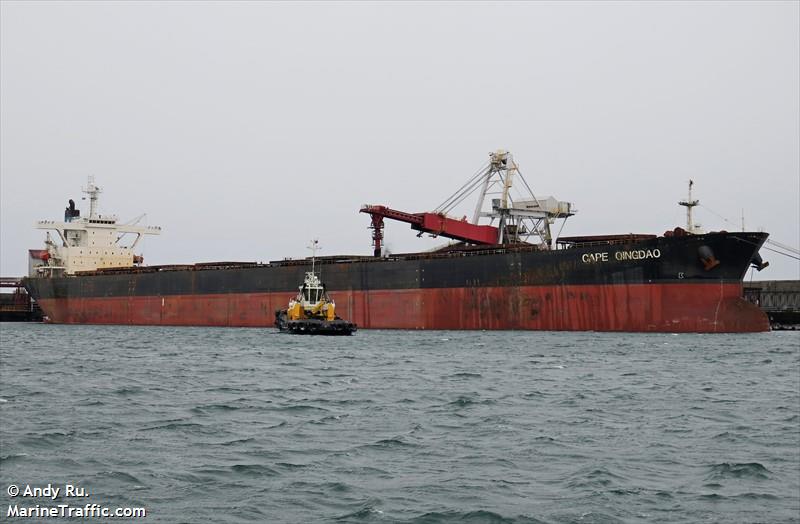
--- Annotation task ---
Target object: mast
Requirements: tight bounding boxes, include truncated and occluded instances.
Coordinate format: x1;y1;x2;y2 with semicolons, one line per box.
678;180;700;233
83;176;102;219
308;239;320;275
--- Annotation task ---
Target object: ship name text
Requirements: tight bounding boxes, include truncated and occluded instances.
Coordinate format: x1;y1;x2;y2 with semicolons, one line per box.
581;249;661;264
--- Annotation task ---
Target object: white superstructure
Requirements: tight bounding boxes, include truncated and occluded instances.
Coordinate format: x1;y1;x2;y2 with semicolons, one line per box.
30;177;161;276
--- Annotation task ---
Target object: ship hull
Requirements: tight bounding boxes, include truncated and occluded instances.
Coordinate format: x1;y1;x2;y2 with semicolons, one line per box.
32;282;766;332
24;232;771;333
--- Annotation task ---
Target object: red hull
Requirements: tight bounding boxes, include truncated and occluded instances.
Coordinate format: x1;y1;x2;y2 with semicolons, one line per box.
36;283;769;332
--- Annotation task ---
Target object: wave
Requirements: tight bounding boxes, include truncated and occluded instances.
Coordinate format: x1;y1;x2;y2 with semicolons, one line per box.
140;421;205;432
334;504;384;521
112;386;144;396
0;453;28;464
566;466;626;489
309;414;348;424
706;462;771;480
77;398;105;406
288;480;351;493
734;492;780;500
275;461;307;470
522;390;548;399
215;437;255;446
195;463;280;478
20;430;75;447
447;396;496;408
406;510;548;524
445;372;483;379
711;431;750;442
275;404;330;413
94;470;143;485
363;437;417;450
190;403;241;414
230;463;279;476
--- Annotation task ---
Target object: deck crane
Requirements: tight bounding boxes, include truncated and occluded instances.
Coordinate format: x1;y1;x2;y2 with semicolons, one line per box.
360;150;577;257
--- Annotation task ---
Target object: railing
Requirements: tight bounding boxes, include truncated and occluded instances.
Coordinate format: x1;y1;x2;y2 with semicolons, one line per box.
556;238;657;249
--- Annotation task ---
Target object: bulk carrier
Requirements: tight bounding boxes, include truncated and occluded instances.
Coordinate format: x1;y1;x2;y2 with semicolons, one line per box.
23;151;771;332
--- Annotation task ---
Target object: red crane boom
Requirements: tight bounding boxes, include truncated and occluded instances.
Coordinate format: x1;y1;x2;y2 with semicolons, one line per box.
360;205;498;257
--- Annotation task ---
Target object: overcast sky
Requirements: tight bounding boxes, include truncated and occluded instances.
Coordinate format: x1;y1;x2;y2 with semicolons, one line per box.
2;1;798;280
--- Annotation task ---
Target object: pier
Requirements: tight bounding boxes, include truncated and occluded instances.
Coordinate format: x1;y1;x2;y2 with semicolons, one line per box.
0;278;42;322
743;280;800;330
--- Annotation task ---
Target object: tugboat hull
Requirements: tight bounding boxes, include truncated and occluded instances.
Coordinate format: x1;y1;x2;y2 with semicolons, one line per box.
275;310;357;335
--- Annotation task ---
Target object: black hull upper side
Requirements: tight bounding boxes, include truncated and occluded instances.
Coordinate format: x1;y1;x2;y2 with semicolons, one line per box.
24;232;768;300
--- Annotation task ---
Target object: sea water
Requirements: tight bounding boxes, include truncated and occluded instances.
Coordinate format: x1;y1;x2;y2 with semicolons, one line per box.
1;324;798;523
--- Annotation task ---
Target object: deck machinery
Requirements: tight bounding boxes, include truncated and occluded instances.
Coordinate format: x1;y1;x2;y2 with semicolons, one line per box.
360;150;576;256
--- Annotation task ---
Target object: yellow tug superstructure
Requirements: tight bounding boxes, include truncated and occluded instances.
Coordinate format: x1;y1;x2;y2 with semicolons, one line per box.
287;271;337;322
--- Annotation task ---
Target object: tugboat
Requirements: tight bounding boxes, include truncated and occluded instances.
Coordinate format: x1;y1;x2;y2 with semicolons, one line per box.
274;241;357;335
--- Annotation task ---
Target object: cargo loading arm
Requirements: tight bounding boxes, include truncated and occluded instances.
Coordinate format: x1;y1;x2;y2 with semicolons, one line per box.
361;151;576;256
360;205;499;257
